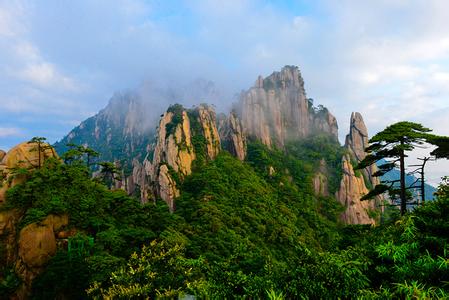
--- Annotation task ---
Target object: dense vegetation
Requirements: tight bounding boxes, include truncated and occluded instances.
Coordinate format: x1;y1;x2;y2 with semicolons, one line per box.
2;134;449;299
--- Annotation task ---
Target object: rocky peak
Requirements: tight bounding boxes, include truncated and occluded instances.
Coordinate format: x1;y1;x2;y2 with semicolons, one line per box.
0;142;58;203
336;112;381;224
196;104;221;160
336;154;376;225
54;92;153;171
218;111;247;161
148;104;221;211
262;65;305;90
238;65;338;148
345;112;369;162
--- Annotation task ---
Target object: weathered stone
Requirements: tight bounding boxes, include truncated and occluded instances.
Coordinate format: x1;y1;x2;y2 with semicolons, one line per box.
157;164;180;212
0;210;21;265
0;150;5;162
18;224;57;269
336;155;376;225
0;142;58;203
197;105;221;160
238;66;338;148
336;112;382;224
313;160;329;197
14;214;69;298
345;112;380;188
149;105;222;210
218;111;246;161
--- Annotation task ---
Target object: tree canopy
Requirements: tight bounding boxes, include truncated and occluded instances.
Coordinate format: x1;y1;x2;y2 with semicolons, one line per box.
357;121;446;215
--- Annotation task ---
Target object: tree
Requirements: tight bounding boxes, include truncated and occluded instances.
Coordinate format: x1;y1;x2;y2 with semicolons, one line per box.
86;240;203;299
81;147;99;168
409;156;433;206
98;162;121;189
62;143;99;168
429;136;449;159
357;122;433;215
28;137;52;169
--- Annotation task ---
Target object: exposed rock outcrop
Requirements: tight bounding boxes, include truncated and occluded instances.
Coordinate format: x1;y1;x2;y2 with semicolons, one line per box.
336;112;380;224
149;104;221;211
218;111;247;161
313;159;329;197
0;142;57;203
336;155;375;225
196;105;221;160
0;209;21;266
0;142;65;297
238;66;338;148
345;112;380;188
0;150;5;161
14;214;69;299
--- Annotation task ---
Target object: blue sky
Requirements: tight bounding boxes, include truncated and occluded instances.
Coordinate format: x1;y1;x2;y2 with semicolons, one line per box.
1;0;449;184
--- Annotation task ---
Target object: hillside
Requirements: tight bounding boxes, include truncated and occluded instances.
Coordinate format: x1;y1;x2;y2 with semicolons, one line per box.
1;65;448;299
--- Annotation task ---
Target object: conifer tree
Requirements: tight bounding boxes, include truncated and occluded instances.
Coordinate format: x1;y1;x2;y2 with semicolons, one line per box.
357;122;433;215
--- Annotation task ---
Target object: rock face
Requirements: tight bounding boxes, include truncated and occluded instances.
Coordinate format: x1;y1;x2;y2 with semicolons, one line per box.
336;155;375;224
14;214;69;299
218;111;247;161
238;66;338;148
149;104;221;211
0;210;21;266
312;159;329;197
336;112;380;224
0;142;58;203
345;112;380;188
0;143;65;297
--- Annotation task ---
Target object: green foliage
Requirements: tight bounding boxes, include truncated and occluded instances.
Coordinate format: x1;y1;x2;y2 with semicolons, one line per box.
5;130;449;299
357;121;442;215
0;267;21;298
87;240;203;299
285;135;344;194
54;111;152;173
32;251;90;300
4;157;176;298
165;103;185;138
188;109;208;169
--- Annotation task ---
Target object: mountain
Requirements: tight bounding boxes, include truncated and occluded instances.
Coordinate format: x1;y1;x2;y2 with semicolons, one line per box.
54;65;381;225
54;91;154;168
380;160;437;201
238;65;338;147
4;65;448;298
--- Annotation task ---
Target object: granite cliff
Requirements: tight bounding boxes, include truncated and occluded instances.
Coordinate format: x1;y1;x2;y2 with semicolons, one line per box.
238;66;338;148
0;142;69;299
148;104;221;211
336;112;381;224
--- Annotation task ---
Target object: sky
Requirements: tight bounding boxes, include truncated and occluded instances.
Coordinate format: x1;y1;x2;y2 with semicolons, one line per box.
0;0;448;185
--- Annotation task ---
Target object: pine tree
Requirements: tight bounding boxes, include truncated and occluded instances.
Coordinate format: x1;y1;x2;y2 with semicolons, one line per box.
357;122;433;215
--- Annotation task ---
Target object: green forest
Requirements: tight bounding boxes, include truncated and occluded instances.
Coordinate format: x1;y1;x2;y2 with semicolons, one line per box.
1;124;449;299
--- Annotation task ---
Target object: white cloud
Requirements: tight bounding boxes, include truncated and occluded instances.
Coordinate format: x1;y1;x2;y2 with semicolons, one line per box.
0;1;27;37
16;62;79;91
0;127;23;138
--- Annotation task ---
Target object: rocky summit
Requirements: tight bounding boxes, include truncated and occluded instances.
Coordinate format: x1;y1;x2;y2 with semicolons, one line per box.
238;65;338;148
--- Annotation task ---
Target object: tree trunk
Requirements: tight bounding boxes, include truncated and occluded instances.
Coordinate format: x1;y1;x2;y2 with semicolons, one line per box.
420;168;425;206
399;147;406;215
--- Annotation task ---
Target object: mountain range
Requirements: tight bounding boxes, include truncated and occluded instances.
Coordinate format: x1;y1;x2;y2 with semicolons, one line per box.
54;65;394;224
